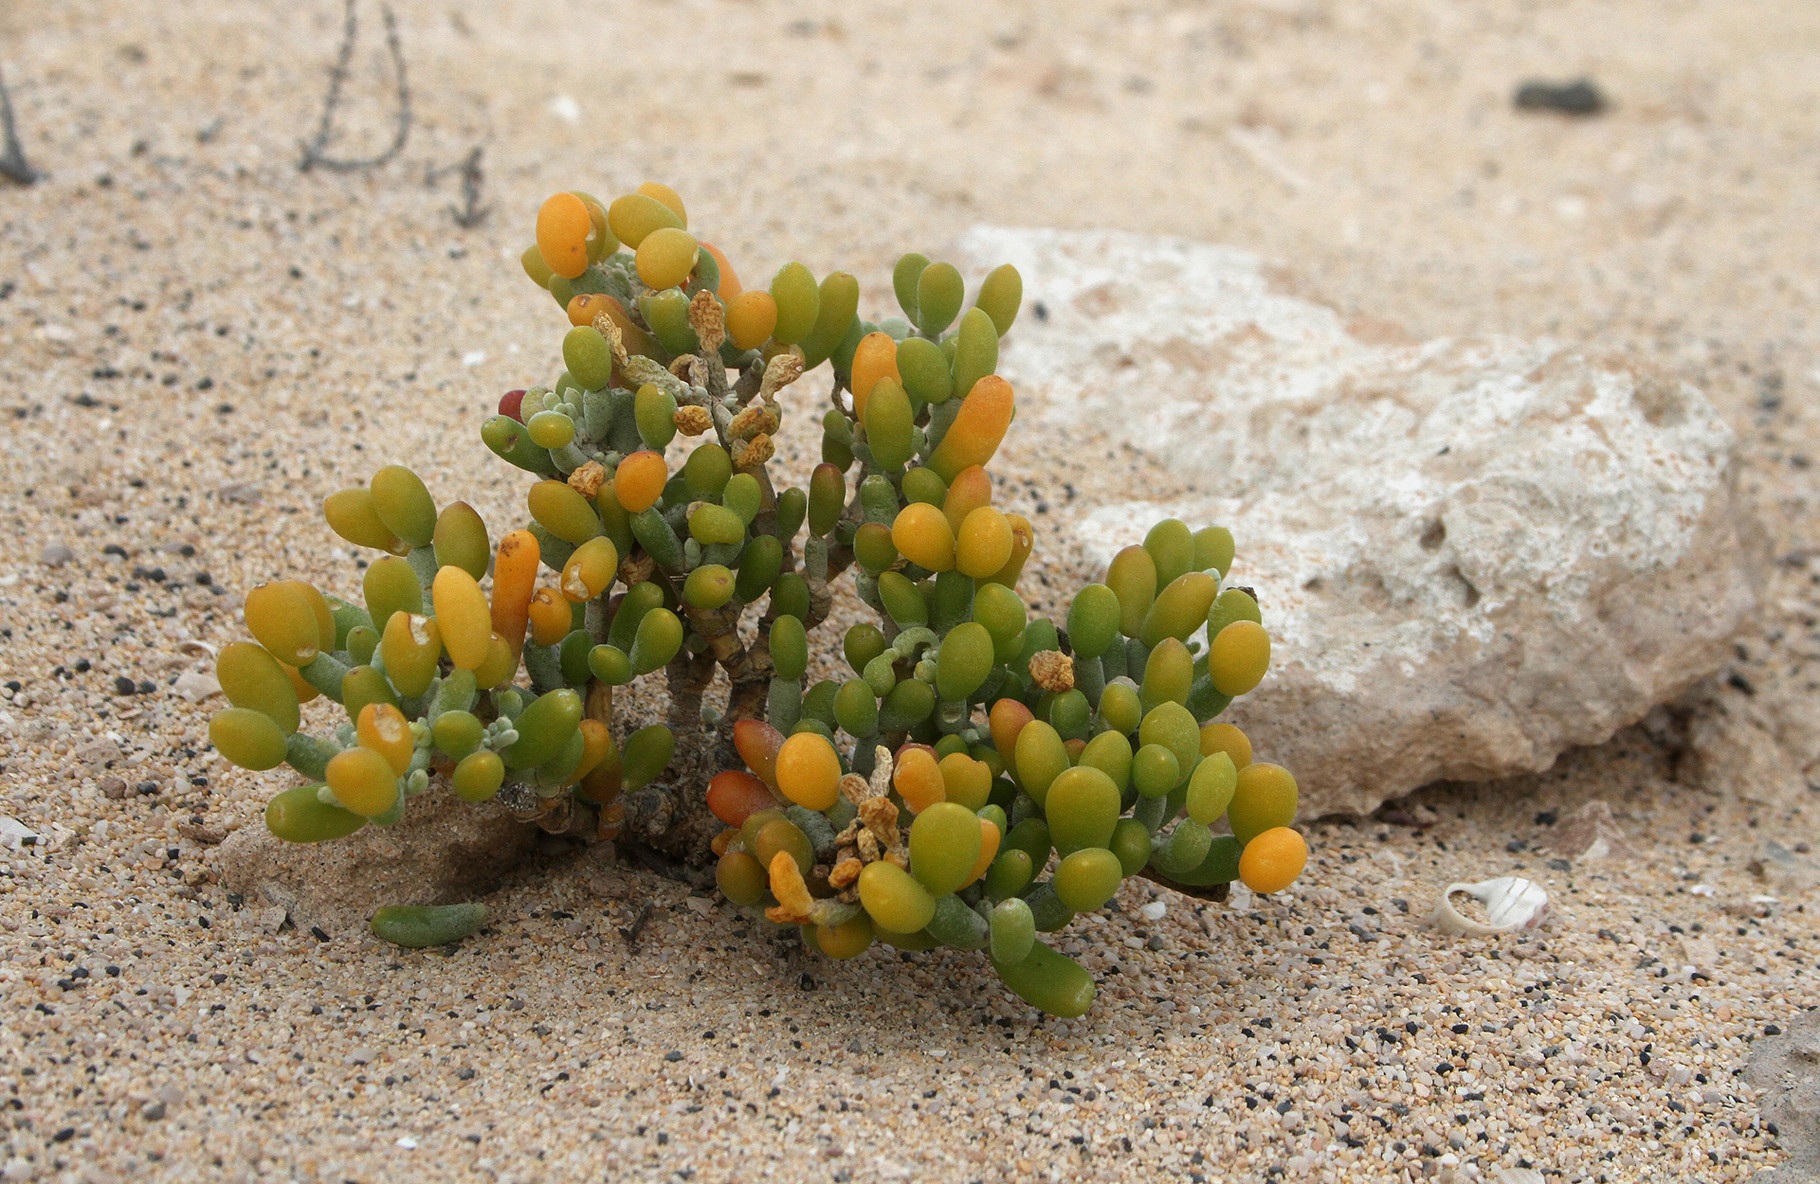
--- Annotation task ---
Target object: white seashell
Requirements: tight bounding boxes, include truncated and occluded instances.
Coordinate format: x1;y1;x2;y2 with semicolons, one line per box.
1430;876;1550;937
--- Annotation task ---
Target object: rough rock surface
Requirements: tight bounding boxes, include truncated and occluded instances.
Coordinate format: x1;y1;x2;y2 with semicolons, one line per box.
1683;680;1813;805
961;227;1760;816
215;789;538;938
1746;1010;1820;1184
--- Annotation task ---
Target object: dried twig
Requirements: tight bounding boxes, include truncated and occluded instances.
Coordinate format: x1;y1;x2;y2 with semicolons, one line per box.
0;65;40;185
427;145;490;228
618;902;655;949
299;0;412;173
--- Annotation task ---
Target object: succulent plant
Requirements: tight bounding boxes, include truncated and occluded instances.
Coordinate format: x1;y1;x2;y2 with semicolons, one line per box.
210;184;1309;1015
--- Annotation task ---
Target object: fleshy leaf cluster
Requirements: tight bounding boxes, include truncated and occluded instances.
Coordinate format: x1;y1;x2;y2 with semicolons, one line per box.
208;184;1309;1015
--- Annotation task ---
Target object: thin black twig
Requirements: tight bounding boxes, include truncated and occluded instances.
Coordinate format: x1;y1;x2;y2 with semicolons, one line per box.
299;0;412;173
427;145;490;228
618;902;655;950
0;65;41;185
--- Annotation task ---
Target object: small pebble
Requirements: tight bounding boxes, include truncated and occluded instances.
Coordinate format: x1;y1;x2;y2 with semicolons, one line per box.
1513;78;1607;116
173;672;221;702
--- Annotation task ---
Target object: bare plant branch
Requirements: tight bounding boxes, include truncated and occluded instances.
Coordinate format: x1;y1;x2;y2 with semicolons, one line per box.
299;0;412;173
0;65;41;185
427;145;490;227
449;146;489;227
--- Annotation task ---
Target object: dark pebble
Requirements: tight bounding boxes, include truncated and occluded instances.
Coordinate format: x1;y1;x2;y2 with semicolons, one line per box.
136;680;155;695
1767;1024;1782;1035
75;659;90;672
112;676;137;695
1513;78;1607;116
663;1051;683;1062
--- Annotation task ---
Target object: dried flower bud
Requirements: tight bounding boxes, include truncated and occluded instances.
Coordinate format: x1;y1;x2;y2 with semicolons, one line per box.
591;314;630;370
566;460;607;499
618;552;657;588
688;288;726;354
734;433;774;469
760;351;804;400
672;405;713;437
868;746;894;799
1029;650;1075;693
728;404;780;441
859;795;901;849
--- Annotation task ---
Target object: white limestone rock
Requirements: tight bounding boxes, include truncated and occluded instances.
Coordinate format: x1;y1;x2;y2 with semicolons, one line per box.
960;227;1759;816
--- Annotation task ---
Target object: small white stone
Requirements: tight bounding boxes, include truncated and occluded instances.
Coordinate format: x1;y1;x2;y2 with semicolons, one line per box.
1139;901;1167;921
172;672;221;703
0;817;38;851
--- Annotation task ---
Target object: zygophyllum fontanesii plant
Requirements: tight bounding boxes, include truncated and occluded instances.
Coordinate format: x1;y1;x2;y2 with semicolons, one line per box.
208;183;1309;1017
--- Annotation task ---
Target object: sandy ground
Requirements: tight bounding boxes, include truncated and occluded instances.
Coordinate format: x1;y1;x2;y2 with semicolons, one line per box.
2;1;1818;1180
